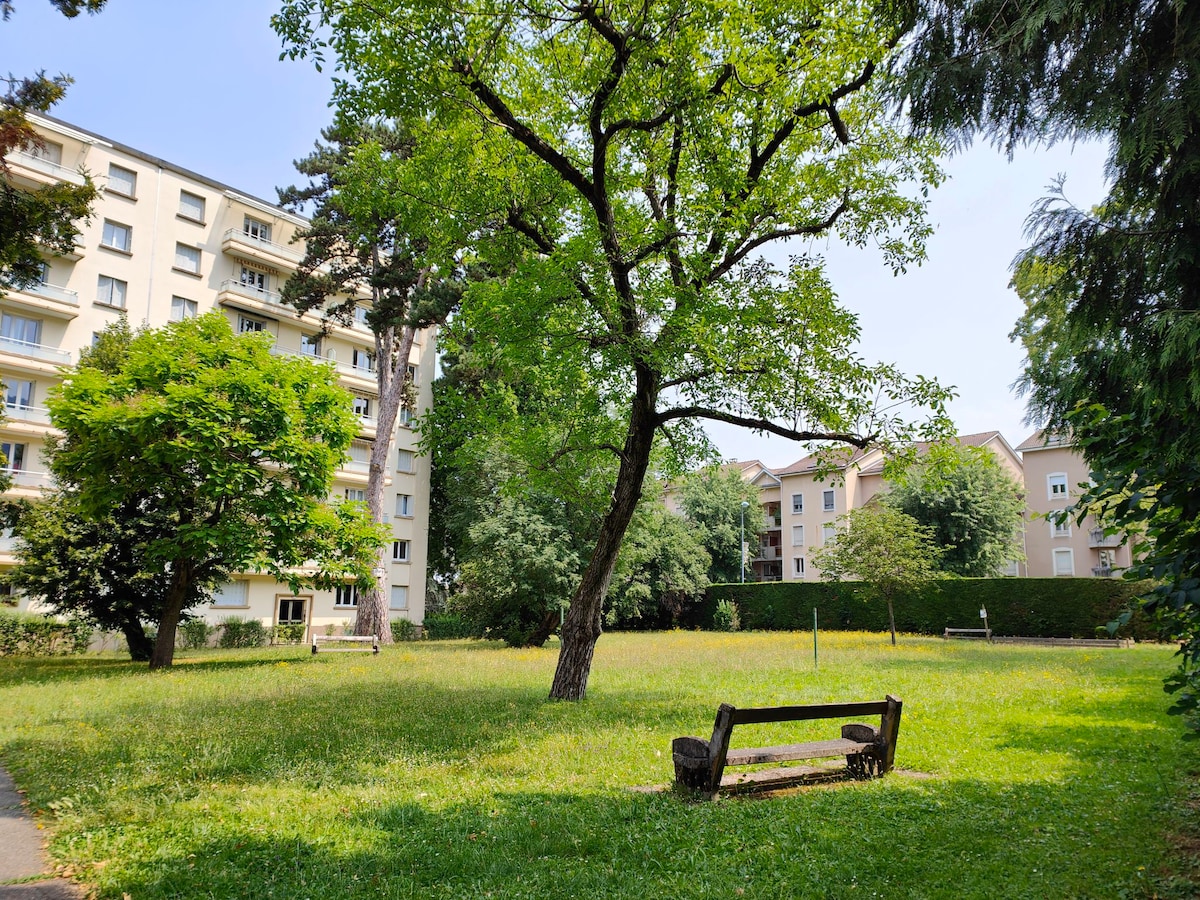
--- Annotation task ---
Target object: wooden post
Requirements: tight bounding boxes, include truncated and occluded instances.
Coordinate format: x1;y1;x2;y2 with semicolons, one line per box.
705;704;737;794
879;694;903;773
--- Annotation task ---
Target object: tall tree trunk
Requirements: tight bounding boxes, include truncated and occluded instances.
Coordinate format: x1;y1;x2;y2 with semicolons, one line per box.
354;315;418;643
149;562;192;670
887;595;897;646
121;616;154;662
550;369;658;700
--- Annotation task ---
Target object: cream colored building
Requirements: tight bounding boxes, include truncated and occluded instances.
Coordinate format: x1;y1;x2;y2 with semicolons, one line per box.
1;114;434;636
1016;430;1132;578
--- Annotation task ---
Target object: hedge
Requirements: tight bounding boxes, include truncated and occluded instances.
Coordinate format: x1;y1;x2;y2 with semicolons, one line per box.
0;612;92;656
689;578;1160;640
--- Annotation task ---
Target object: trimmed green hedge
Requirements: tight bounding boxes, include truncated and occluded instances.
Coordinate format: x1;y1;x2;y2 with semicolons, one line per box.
0;612;92;656
689;578;1159;640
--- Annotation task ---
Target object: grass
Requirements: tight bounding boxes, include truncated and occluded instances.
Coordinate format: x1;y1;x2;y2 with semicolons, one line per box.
1;631;1198;899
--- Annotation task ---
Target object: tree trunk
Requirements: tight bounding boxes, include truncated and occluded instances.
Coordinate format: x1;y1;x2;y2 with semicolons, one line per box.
121;616;154;662
549;367;658;700
355;319;418;643
887;595;897;646
149;563;192;669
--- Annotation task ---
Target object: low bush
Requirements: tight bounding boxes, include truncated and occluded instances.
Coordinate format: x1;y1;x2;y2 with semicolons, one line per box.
422;612;475;640
271;623;306;645
712;599;740;632
695;577;1159;639
390;618;418;642
0;611;91;656
178;619;213;650
218;617;268;649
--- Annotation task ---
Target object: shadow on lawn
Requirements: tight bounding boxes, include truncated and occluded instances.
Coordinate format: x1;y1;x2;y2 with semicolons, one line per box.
0;654;301;688
88;773;1195;900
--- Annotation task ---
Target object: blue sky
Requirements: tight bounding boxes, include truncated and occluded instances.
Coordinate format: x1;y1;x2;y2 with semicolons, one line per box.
1;0;1111;467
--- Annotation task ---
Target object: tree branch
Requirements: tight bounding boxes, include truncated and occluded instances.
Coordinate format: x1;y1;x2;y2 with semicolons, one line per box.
656;405;874;448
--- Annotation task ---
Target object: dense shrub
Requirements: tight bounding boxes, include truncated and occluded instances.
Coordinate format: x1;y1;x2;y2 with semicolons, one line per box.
0;612;91;656
178;619;213;650
712;599;740;632
390;618;418;642
694;578;1159;640
217;617;268;649
422;612;475;640
271;623;306;645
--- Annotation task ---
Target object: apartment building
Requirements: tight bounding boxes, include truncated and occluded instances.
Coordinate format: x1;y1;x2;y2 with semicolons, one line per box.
1;114;434;635
1016;430;1133;578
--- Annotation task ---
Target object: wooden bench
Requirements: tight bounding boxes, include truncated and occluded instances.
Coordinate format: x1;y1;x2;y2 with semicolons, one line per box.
672;696;902;797
944;627;992;641
311;634;379;654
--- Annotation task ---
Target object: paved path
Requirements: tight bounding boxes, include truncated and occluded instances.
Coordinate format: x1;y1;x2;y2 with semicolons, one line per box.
0;768;80;899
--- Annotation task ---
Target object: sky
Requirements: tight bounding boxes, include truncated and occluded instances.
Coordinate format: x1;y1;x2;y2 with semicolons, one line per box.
1;0;1112;468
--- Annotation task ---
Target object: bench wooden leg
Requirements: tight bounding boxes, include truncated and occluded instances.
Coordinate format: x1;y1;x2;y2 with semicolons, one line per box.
672;736;712;792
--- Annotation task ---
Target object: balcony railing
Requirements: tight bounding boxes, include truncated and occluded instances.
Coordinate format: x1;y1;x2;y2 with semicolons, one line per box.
3;403;52;426
755;545;782;561
219;278;285;309
0;335;73;365
221;228;304;266
1088;528;1122;548
7;150;88;186
269;344;378;383
1092;566;1115;578
22;281;80;307
3;468;52;489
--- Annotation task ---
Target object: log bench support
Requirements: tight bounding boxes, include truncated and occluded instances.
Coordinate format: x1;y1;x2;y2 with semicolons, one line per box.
672;696;902;797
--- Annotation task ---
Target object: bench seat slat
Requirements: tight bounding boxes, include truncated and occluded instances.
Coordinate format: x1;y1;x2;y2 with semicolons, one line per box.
728;702;886;725
724;738;873;766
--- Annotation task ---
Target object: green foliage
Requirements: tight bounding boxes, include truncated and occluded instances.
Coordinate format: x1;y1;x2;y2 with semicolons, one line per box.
450;497;580;647
177;619;212;651
389;618;417;643
0;610;90;656
885;444;1025;576
606;503;709;629
217;618;267;650
420;613;474;640
677;466;762;584
702;578;1157;640
44;313;385;668
271;624;306;645
712;599;740;633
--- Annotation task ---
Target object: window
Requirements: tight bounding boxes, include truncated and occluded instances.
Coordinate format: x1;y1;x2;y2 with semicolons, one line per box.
791;493;804;515
238;315;265;334
344;488;366;502
240;265;267;292
334;585;360;608
822;523;837;545
406;364;418;385
399;406;414;427
107;164;136;197
1053;548;1075;577
178;190;205;222
212;580;249;607
278;597;306;624
395;494;413;517
1048;473;1069;500
96;275;127;309
822;489;835;512
396;449;414;473
1;442;26;471
243;216;272;243
793;557;805;577
5;380;34;410
174;243;201;275
300;334;321;357
999;560;1020;577
389;585;408;610
392;540;410;563
352;348;374;372
1051;515;1071;538
352;396;371;418
1;312;42;345
348;441;371;464
26;139;62;164
101;220;131;253
170;296;197;321
791;524;805;547
353;305;369;328
37;261;50;284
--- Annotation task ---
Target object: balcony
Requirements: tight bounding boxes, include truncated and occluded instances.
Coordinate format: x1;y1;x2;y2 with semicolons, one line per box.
221;228;304;271
269;344;378;391
755;545;782;561
218;278;289;314
3;468;52;491
1092;566;1115;578
1088;528;1122;548
3;403;53;427
0;335;73;367
4;150;88;188
763;514;782;529
8;281;80;321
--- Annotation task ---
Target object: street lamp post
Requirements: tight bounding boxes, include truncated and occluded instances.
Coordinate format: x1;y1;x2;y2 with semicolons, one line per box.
740;500;750;583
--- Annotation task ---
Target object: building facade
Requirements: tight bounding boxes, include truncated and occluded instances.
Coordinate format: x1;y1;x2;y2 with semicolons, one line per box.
1;114;434;636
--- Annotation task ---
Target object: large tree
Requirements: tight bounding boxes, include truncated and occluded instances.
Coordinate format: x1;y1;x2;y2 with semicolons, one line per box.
277;0;952;700
677;466;764;584
885;444;1024;577
45;313;384;669
812;504;943;645
896;1;1200;726
278;121;463;643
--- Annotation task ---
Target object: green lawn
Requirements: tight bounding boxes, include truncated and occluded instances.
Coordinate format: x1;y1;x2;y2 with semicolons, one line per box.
1;631;1197;899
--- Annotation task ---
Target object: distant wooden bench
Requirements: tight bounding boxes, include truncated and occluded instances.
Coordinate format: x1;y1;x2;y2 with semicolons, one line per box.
311;634;379;654
944;627;992;641
672;696;903;797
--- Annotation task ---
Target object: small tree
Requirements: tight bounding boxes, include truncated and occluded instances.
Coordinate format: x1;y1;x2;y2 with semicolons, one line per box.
678;467;763;585
885;445;1025;576
45;314;385;669
812;505;943;645
607;503;710;628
